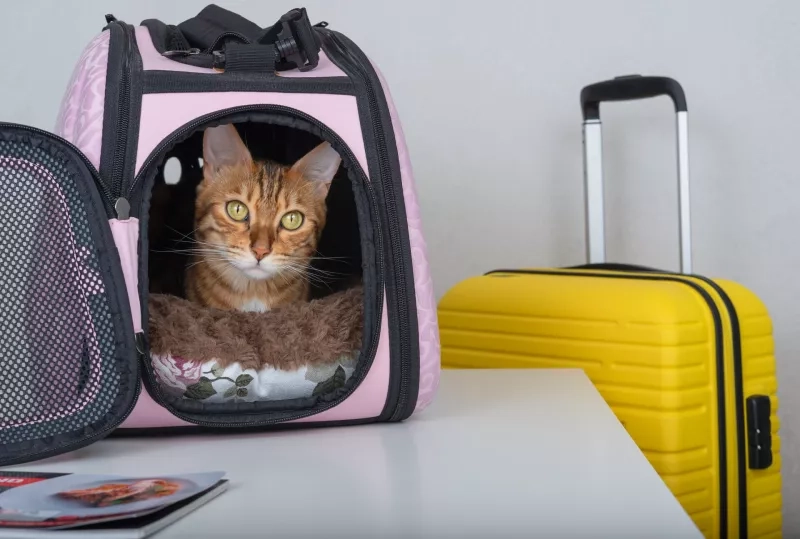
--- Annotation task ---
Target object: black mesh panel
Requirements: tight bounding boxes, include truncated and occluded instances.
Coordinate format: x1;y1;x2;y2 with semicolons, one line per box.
0;130;133;457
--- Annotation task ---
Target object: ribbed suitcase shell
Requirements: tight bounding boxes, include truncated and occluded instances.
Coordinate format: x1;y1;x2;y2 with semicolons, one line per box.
438;267;781;538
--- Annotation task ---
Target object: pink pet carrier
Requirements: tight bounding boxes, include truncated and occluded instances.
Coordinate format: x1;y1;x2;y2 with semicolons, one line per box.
0;5;440;465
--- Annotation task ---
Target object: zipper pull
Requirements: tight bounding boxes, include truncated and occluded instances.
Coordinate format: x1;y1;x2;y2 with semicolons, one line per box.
135;332;145;356
162;48;201;58
115;197;131;220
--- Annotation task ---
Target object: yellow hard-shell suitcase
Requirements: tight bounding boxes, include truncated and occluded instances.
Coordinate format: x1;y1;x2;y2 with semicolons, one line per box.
438;76;781;538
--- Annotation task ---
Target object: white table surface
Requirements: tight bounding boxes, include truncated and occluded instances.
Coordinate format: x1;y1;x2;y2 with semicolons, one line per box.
3;369;702;538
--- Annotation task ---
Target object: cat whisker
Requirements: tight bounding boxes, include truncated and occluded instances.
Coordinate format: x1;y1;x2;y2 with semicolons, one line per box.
279;266;332;291
277;262;336;289
155;243;236;254
185;258;230;270
151;247;223;254
166;234;235;253
206;261;240;290
152;250;233;261
165;225;199;243
308;253;353;263
307;266;347;276
279;252;352;267
301;265;349;279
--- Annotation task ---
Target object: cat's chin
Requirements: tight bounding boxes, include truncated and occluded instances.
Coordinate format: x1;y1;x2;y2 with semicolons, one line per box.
239;266;281;281
225;258;281;281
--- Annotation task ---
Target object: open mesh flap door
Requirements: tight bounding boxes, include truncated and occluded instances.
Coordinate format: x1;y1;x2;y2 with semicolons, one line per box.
0;124;139;466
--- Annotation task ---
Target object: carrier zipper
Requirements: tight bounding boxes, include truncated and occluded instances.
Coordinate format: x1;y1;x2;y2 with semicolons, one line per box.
130;105;385;428
108;21;133;218
322;30;415;421
0;122;142;466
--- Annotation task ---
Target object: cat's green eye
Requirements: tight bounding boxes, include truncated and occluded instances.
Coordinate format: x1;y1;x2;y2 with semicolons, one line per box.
280;210;304;230
226;200;249;222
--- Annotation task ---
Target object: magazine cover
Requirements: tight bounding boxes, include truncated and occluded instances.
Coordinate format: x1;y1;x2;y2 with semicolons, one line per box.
0;471;226;531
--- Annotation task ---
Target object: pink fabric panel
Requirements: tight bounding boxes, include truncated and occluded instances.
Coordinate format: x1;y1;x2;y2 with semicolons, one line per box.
108;216;188;428
370;61;441;413
135;26;346;77
136;93;366;176
107;216;190;429
54;30;110;170
120;384;192;428
109;218;142;333
289;300;391;423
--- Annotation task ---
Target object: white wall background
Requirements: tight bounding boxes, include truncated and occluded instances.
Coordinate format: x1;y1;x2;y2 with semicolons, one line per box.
1;0;797;532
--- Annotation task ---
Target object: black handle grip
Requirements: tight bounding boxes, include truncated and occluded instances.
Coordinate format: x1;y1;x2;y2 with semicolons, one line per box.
580;74;687;121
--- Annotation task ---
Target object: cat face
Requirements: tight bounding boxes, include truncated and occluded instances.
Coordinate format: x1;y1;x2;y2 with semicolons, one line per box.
194;124;341;283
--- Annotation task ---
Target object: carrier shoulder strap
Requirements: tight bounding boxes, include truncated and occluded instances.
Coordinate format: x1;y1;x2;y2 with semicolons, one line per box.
177;4;262;50
176;4;321;73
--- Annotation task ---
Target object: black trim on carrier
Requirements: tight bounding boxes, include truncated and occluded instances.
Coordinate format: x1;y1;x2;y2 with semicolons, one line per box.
98;22;125;213
0;124;140;466
320;29;420;422
99;19;144;218
130;106;384;428
109;415;382;438
486;265;748;539
141;71;354;95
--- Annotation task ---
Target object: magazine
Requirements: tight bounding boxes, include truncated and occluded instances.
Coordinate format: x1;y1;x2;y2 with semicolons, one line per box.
0;471;227;538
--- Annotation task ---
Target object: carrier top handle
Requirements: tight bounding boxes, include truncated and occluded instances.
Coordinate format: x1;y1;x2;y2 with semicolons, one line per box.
579;75;692;274
176;5;320;72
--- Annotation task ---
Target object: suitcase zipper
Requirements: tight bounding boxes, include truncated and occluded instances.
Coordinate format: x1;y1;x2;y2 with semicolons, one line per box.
687;276;748;539
322;29;416;422
129;105;386;428
563;263;750;537
486;268;733;538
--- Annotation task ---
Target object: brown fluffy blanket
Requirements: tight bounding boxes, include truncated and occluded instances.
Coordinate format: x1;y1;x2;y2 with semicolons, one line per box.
147;286;364;372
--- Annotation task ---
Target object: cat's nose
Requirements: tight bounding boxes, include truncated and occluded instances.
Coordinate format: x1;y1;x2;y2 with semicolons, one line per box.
251;246;270;261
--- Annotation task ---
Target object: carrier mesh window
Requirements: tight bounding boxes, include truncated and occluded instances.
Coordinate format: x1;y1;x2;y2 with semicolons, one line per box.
0;140;121;446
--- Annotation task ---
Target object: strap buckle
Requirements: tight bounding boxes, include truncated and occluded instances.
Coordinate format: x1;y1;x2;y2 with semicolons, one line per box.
258;7;320;72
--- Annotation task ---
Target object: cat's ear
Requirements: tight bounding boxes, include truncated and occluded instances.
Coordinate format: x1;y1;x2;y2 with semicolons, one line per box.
202;124;252;174
291;142;341;196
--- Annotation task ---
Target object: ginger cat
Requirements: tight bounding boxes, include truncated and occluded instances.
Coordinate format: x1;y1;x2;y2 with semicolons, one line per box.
185;124;341;312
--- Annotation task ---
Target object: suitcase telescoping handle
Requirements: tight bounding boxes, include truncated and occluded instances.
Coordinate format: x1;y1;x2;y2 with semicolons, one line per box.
580;74;692;273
